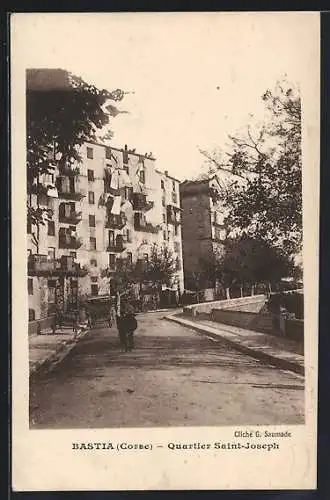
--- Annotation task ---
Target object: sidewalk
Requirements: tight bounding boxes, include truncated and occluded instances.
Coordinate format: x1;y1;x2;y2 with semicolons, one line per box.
29;322;90;377
164;314;304;376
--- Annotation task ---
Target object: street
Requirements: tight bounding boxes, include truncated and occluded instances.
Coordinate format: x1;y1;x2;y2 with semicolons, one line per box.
29;312;305;428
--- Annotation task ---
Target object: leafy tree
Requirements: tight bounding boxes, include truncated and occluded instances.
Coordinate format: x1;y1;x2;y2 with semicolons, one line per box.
225;81;302;255
143;244;178;292
102;259;138;297
199;80;302;256
27;68;125;229
215;235;295;298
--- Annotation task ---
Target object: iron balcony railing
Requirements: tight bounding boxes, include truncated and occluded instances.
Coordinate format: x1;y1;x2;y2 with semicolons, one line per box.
132;192;154;211
28;254;87;277
59;210;82;224
105;213;126;230
58;236;82;249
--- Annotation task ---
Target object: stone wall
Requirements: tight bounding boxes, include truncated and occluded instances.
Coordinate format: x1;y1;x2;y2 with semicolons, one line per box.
28;315;56;335
183;295;267;316
211;308;274;334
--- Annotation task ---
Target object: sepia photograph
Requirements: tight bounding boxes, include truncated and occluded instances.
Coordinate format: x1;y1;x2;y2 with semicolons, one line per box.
11;11;319;491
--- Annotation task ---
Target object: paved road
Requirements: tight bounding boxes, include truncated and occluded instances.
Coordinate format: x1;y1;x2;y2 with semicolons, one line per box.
29;312;305;428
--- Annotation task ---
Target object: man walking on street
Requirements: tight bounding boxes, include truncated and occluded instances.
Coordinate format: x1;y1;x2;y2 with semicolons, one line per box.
116;293;138;352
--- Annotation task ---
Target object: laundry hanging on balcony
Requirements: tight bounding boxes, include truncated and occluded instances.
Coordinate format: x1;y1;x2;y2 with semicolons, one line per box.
47;186;58;198
98;192;107;208
118;169;132;188
111;195;122;215
110;169;119;190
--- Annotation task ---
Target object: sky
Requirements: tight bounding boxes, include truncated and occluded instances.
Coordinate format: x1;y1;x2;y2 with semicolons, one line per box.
13;12;318;180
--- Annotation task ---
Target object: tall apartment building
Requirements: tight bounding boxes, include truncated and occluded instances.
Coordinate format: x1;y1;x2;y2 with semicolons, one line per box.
180;171;245;301
27;142;183;320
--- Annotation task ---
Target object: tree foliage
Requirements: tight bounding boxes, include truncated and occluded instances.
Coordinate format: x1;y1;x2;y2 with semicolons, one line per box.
225;81;302;255
199;80;302;256
143;244;178;289
27;69;125;226
215;235;295;295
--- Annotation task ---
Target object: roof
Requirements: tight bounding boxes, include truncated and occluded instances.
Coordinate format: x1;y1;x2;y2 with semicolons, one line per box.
155;169;181;183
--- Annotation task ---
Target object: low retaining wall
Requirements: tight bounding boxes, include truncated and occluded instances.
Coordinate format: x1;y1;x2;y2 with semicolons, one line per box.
28;315;56;336
183;295;267;317
211;309;304;344
211;308;274;334
286;319;304;342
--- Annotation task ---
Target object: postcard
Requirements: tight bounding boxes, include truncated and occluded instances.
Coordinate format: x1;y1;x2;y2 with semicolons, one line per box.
11;11;319;491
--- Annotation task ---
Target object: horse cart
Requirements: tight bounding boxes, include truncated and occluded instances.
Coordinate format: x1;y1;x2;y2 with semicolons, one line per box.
85;295;115;328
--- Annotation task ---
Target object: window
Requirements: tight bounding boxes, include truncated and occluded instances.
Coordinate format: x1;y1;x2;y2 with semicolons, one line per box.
109;253;116;270
163;230;167;240
27;220;32;234
126;252;132;264
70;251;76;259
29;309;36;321
143;253;149;262
47;282;56;304
90;258;97;267
87;169;94;182
88;191;95;204
126;229;132;243
174;241;180;253
162;213;166;223
174;225;178;236
139;168;146;184
48;247;55;260
161;179;165;189
48;220;55;236
172;180;176;191
28;278;33;295
172;191;178;203
108;230;114;247
87;146;94;159
89;214;96;227
105;147;112;160
162;197;166;207
123;186;132;200
91;284;98;296
90;237;96;251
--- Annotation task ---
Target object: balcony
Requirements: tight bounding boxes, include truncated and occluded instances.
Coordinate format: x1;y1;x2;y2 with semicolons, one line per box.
28;254;55;275
28;183;49;196
134;219;160;234
56;177;85;201
132;192;154;211
57;188;85;201
166;205;181;225
59;236;82;249
105;213;126;230
59;210;82;225
107;236;125;253
58;163;80;177
28;254;87;277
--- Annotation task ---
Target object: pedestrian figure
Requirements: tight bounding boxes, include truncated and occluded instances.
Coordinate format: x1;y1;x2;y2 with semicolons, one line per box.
116;299;138;352
108;300;116;328
122;304;138;352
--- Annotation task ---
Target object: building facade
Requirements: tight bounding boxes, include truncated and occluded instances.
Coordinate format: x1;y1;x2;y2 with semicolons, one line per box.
179;171;244;301
27;142;184;320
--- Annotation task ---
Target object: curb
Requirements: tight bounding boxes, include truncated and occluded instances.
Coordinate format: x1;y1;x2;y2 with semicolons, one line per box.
164;315;304;376
29;326;90;378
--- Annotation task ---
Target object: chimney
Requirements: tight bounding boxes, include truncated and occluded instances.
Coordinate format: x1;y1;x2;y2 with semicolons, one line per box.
124;144;128;151
165;170;168;177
